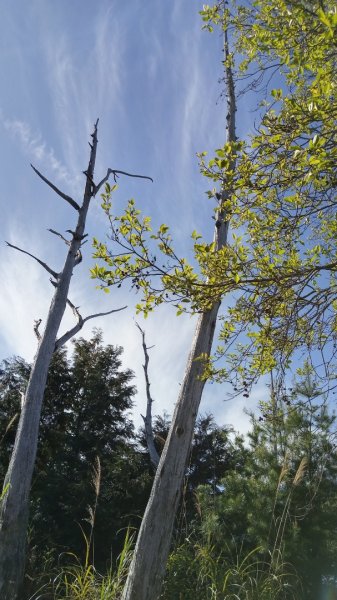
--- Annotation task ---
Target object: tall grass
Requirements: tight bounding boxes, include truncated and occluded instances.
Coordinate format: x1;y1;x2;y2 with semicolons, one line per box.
52;528;134;600
162;537;300;600
162;457;308;599
28;455;134;600
29;529;134;600
28;455;309;599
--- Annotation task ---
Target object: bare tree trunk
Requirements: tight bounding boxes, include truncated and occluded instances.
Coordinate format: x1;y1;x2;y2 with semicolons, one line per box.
122;30;236;600
136;323;160;469
0;123;99;599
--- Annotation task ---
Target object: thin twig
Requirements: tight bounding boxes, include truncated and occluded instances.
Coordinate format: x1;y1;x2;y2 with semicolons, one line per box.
49;284;82;320
31;164;80;211
6;242;59;280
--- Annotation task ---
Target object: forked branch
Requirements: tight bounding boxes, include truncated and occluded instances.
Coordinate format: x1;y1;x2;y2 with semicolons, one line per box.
55;305;127;350
6;242;59;280
94;168;153;195
31;164;80;211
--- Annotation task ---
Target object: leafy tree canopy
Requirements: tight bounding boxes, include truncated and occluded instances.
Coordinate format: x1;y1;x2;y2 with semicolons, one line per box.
91;0;337;393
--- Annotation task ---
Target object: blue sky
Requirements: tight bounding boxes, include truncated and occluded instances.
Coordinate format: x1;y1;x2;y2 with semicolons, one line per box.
0;0;261;432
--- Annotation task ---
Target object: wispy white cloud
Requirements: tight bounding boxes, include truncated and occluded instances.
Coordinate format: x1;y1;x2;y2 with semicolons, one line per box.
0;0;260;438
39;6;126;179
91;7;124;118
1;116;74;186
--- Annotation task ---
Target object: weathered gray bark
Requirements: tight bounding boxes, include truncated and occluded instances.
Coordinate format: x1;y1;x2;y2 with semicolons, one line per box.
122;31;236;600
0;121;119;599
137;323;160;469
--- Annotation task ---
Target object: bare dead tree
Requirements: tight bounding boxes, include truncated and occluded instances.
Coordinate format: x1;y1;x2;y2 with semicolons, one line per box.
0;121;151;599
136;322;160;469
122;29;236;600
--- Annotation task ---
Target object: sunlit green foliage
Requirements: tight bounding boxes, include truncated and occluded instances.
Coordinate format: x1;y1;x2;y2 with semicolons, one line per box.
92;0;337;392
198;0;337;387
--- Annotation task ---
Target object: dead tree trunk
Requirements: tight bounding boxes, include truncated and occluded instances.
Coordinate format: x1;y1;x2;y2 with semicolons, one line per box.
0;121;150;599
122;31;236;600
136;323;160;469
0;121;100;599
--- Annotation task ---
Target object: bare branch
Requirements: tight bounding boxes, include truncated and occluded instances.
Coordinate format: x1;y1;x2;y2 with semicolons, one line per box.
31;164;80;211
55;305;127;350
65;295;80;316
49;230;87;260
48;229;71;246
6;242;59;280
136;322;160;469
94;168;153;195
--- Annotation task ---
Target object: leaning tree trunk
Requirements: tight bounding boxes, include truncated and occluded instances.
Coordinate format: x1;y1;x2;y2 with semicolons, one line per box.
122;31;236;600
0;123;99;599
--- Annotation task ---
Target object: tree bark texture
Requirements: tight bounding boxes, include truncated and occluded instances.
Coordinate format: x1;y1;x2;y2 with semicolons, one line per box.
0;122;98;599
122;30;236;600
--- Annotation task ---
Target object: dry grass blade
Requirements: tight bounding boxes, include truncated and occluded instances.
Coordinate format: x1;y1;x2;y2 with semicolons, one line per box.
293;457;308;486
92;456;101;498
277;453;290;490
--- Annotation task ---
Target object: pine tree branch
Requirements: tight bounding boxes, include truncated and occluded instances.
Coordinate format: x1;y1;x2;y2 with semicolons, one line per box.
31;164;80;211
5;242;59;279
55;305;127;350
94;168;153;195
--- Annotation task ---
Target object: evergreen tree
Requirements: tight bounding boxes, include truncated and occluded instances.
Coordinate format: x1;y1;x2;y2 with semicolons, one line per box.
197;374;337;599
140;413;246;529
187;414;246;492
0;332;152;570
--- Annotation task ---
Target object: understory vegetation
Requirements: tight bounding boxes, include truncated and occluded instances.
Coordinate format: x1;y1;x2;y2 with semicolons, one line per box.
1;334;337;599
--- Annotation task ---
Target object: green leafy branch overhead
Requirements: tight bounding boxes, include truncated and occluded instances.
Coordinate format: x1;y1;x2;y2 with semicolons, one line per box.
92;0;337;391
